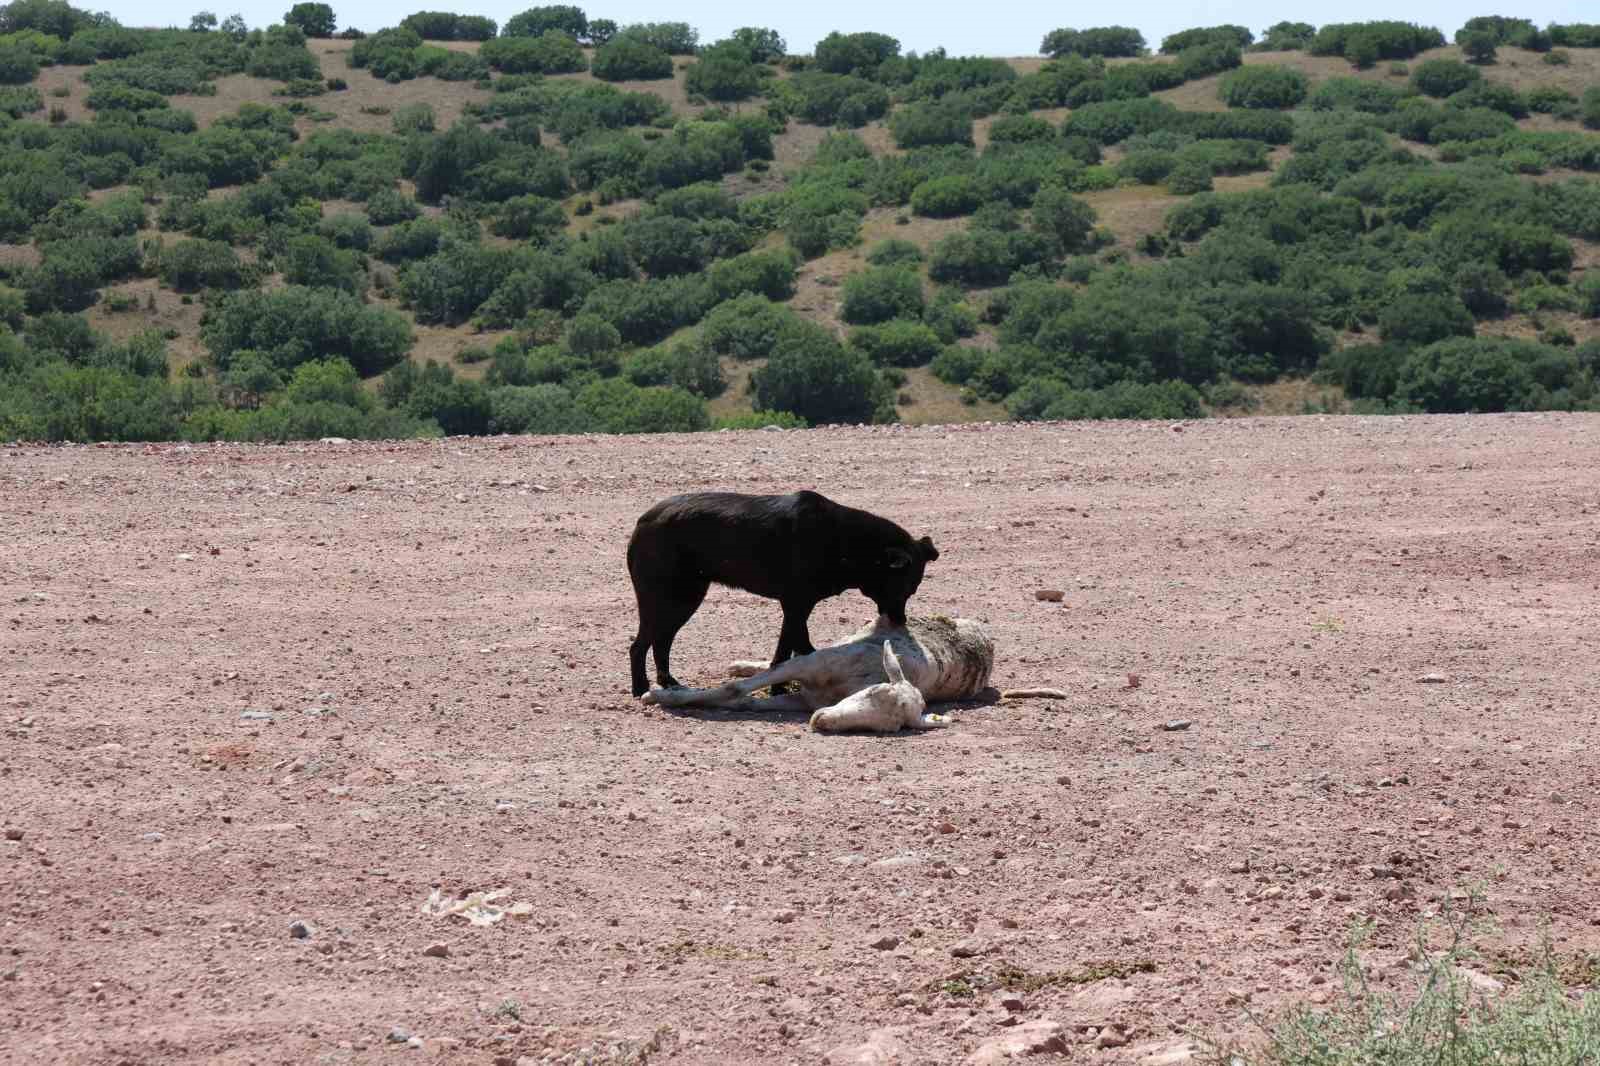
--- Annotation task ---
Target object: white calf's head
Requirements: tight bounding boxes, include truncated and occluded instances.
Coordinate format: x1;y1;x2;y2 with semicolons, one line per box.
809;642;929;733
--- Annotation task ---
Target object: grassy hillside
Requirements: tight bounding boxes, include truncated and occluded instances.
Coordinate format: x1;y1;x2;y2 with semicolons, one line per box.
1;10;1599;440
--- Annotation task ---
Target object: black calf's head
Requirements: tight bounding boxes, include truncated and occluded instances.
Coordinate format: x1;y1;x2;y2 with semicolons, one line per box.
866;535;939;625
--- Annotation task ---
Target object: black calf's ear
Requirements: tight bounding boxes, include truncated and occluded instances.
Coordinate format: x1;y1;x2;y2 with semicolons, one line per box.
886;547;912;569
918;535;939;562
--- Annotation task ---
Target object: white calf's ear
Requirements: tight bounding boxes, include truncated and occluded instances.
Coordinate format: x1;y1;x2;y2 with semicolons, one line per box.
881;641;906;685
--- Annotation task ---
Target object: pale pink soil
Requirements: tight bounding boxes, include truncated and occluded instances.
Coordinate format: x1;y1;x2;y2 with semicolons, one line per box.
2;414;1598;1066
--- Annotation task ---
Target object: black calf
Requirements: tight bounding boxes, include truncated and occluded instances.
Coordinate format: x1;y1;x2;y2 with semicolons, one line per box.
626;490;939;697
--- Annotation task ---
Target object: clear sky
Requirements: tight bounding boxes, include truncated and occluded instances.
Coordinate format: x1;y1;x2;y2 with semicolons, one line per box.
104;0;1594;56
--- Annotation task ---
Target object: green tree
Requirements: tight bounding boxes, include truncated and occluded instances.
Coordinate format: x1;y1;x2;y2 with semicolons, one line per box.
1458;29;1497;63
847;320;943;367
1410;58;1480;97
1029;186;1097;254
1040;26;1146;58
188;10;217;30
752;323;887;424
814;30;899;74
591;35;673;80
281;233;364;294
203;286;413;376
1378;292;1475;347
0;44;39;84
685;42;762;102
503;4;586;38
283;2;335;37
220;349;284;409
576;377;709;433
160;239;244;292
700;294;799;359
730;26;785;62
488;383;591;433
1218;65;1309;108
622;342;726;397
841;268;924;325
1394;337;1567;412
480;31;586;73
888;102;973;148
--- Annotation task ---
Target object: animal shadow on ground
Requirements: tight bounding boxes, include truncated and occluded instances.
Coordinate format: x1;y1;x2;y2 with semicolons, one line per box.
646;686;1005;734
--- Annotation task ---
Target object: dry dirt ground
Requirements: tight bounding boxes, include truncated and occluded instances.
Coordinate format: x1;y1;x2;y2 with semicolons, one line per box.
3;414;1599;1065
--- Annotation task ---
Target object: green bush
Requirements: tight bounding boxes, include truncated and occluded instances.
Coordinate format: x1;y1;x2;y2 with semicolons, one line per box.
700;294;800;359
1378;292;1475;346
202;285;413;376
1410;58;1480;98
480;31;586;74
751;322;889;424
502;5;586;38
986;114;1055;144
1256;21;1316;51
1584;88;1600;131
1457;30;1497;63
281;233;365;294
1309;21;1445;63
927;229;1019;286
373;217;446;261
848;319;943;367
576;377;709;433
618;22;697;55
0;42;40;83
911;174;981;218
1162;25;1253;52
622;341;726;397
284;2;336;37
1396;336;1583;412
1039;26;1146;59
391;102;435;133
1218;65;1308;109
491;194;565;241
160;238;244;292
1166;160;1213;194
813;30;899;74
785;71;889;127
1308;77;1409;113
1030;186;1098;253
1118;148;1177;184
487;383;589;434
866;239;924;267
888;102;973;149
711;409;807;430
400;11;498;40
708;248;798;302
591;35;672;81
841;268;924;325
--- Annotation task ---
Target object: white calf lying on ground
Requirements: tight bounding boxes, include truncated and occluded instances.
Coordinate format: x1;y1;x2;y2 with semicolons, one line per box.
642;615;995;733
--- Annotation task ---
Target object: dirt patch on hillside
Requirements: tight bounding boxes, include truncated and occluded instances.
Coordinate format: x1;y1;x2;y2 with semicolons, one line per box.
3;414;1599;1064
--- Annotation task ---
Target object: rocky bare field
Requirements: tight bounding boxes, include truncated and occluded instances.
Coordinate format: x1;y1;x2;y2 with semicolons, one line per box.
3;413;1599;1065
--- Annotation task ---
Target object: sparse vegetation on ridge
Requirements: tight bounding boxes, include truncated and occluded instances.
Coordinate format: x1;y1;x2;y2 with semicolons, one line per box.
0;3;1598;441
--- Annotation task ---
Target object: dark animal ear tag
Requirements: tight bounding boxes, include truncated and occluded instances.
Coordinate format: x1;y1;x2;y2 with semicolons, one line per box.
886;548;912;569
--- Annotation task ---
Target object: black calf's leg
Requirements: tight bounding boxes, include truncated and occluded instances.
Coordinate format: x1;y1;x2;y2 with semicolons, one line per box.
630;630;652;698
767;600;817;695
629;569;658;697
650;579;709;690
